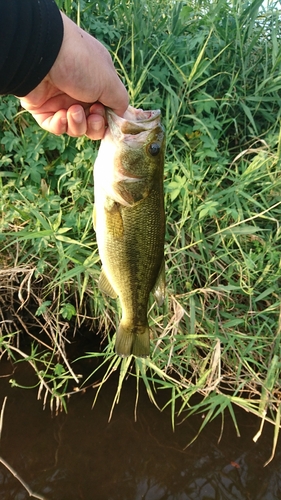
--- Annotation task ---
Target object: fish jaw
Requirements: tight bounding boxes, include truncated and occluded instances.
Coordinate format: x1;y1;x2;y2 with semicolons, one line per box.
107;106;162;138
94;125;150;208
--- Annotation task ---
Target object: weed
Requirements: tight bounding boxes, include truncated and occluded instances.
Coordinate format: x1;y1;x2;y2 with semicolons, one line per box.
1;0;281;461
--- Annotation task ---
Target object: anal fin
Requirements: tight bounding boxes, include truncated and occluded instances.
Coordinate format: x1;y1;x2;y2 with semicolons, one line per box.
98;268;118;299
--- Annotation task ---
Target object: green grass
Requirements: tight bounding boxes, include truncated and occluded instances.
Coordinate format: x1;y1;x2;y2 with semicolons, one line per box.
1;0;281;461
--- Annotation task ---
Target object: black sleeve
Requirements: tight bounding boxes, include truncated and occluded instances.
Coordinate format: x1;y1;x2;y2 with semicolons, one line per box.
0;0;63;97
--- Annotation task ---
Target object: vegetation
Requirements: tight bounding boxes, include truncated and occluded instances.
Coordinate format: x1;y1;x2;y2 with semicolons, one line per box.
1;0;281;460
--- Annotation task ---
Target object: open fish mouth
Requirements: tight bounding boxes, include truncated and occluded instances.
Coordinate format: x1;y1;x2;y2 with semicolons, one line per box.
107;106;162;140
122;106;161;123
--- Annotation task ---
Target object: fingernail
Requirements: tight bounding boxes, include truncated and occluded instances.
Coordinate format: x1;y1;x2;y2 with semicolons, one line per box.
73;109;83;123
91;120;103;132
61;116;67;125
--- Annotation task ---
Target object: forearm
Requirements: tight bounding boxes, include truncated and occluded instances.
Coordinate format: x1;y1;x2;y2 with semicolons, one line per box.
0;0;63;97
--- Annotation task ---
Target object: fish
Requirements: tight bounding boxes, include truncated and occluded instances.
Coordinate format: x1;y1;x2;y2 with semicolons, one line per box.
93;105;165;357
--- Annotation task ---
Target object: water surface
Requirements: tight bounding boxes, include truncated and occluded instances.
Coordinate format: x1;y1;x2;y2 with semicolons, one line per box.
0;357;280;500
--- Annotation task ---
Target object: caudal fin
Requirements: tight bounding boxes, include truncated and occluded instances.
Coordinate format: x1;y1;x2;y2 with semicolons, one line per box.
115;322;150;357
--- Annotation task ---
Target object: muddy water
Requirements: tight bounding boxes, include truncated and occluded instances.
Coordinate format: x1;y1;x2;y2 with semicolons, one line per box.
0;357;281;500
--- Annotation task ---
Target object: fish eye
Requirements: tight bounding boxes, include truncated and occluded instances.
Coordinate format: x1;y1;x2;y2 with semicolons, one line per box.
148;143;160;156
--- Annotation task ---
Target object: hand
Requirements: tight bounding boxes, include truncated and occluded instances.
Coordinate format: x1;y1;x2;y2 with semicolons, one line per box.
20;13;129;140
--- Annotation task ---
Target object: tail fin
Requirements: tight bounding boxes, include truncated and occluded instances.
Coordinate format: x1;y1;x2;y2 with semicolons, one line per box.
115;322;150;357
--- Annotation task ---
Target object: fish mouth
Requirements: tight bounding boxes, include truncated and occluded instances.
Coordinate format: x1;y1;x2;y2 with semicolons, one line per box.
122;106;161;124
106;106;162;140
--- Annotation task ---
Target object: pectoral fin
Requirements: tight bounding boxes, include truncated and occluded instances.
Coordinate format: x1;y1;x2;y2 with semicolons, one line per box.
104;199;124;238
98;268;118;299
152;259;165;307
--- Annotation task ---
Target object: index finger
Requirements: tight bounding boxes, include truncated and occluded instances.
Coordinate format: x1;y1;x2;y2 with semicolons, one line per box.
98;73;129;117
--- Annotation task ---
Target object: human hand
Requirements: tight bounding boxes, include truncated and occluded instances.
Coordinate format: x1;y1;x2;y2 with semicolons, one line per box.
20;13;129;140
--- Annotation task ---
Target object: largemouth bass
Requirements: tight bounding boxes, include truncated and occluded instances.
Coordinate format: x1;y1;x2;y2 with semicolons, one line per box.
93;106;165;357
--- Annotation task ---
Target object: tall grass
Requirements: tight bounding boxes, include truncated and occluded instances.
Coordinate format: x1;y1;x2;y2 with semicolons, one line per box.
1;0;281;460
